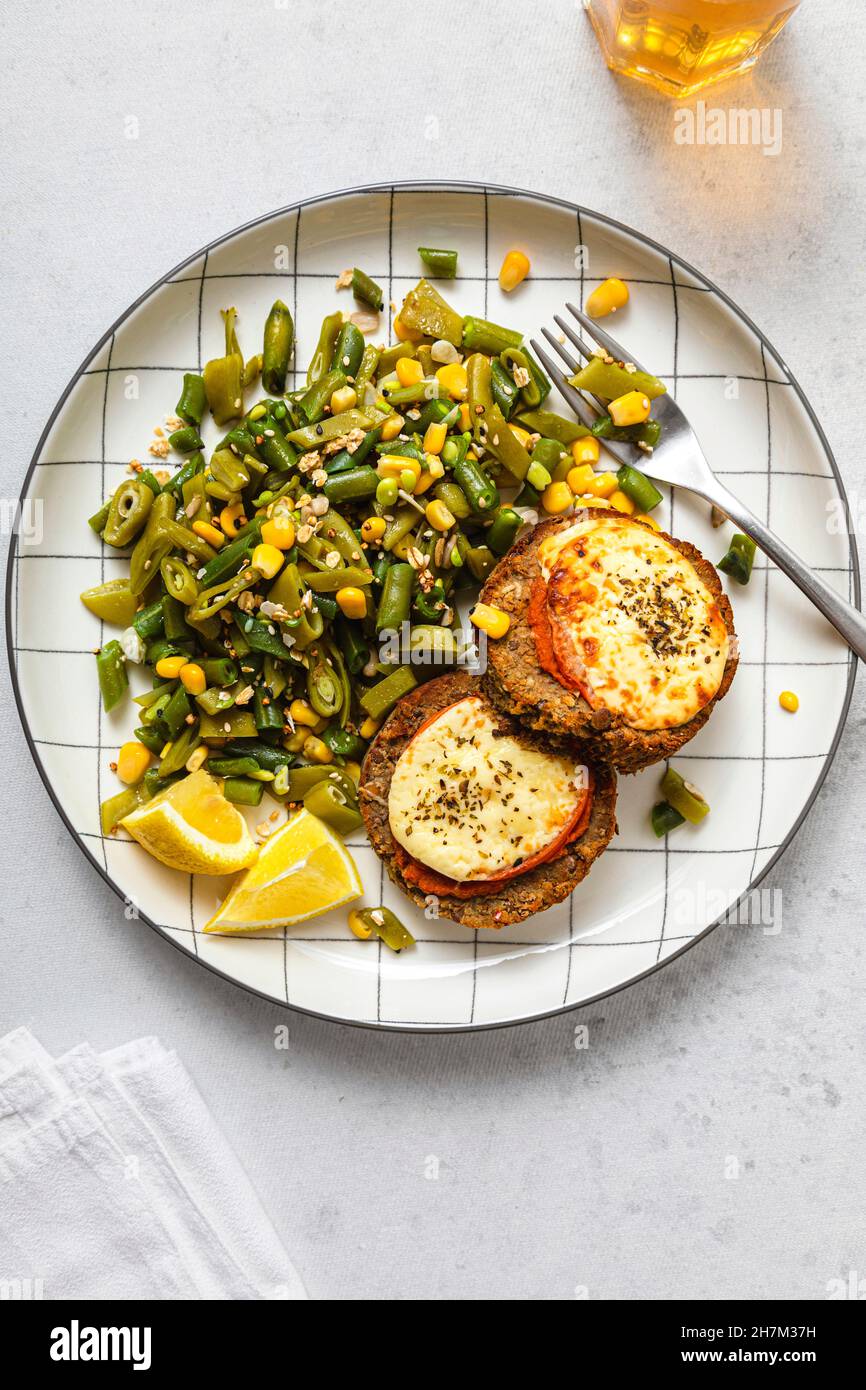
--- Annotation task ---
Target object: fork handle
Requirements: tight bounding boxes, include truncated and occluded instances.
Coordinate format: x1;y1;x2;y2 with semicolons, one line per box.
706;480;866;663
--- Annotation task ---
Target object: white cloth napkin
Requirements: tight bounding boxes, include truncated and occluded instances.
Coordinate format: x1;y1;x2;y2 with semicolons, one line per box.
0;1028;305;1301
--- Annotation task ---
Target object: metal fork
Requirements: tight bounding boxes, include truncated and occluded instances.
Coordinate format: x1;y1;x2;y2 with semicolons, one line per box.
530;305;866;663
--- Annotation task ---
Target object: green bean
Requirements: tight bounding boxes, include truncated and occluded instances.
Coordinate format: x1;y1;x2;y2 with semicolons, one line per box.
96;640;128;712
376;343;416;376
162;684;192;738
262;654;288;700
103;480;153;548
301;565;372;594
325;425;382;475
318;508;368;566
335;615;369;675
160;555;199;606
331;320;365;379
134;680;174;710
146;636;192;667
320;726;366;760
199;709;259;740
168;425;204;454
207;755;261;778
101;784;150;835
284;765;352;802
129;492;178;595
616;464;663;513
306;653;343;718
651;801;685;837
398;280;463;344
515;409;591;445
287;408;376;451
202;657;238;687
224;740;292;774
490;358;520;419
204;308;245;424
461;314;522;356
353;344;380;404
432;480;471;521
159;722;201;778
570;356;667;403
222;776;264;807
592;415;662;448
161;594;189;644
351;267;384;311
80;579;138;627
134;726;164;754
417;246;458;279
88;498;112;536
307;311;343;386
486;507;523;555
311;592;338;621
356;906;415;952
132;600;165;642
298;367;347;425
452;450;499;515
322;465;379;505
188;567;257;622
414;397;454;433
253;686;284;734
235;609;296;659
163;451;205;500
661;768;710;823
198;521;262;587
267;563;324;649
381;506;418;554
262;299;294;395
466;544;495;581
408;625;458;663
176;372;207;426
376;563;413;632
256;424;297;474
209;447;251;495
718;532;756;585
303;779;363;834
466;354;531;481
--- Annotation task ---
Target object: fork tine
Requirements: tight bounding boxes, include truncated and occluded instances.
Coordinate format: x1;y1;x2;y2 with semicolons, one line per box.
529;338;631;468
540;326;580;375
552;314;595;364
566;301;649;375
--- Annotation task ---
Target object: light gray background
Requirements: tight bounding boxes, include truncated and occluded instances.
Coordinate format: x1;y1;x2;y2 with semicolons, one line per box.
2;0;864;1301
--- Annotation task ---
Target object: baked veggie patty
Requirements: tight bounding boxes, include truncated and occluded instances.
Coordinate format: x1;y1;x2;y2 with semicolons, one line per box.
359;671;617;930
480;510;738;773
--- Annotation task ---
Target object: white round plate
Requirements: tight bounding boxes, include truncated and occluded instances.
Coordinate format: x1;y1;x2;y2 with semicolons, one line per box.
8;182;857;1031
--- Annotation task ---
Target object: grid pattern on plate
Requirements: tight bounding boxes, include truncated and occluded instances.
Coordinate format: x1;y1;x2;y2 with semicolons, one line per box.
9;186;857;1030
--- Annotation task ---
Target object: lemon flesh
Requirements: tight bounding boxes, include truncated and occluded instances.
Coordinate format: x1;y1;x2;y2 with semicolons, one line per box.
204;808;362;933
121;770;258;876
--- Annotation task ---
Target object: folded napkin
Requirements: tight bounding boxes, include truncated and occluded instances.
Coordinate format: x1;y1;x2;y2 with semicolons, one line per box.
0;1028;305;1301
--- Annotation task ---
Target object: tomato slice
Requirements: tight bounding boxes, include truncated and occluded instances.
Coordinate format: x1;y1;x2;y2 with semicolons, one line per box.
395;768;594;899
529;574;595;704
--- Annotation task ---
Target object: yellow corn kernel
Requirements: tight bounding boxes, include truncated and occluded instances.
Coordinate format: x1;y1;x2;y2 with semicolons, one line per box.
498;249;531;293
179;661;206;696
336;586;367;620
303;734;334;764
359;716;381;740
380;413;405;441
608;390;651;427
577;495;610;509
458;402;471;431
344;760;362;784
391;534;412;560
423;421;447;455
290;699;319;728
585;276;629;319
220;502;246;538
425;500;456;531
542;481;574;515
192;519;224;549
586;471;618;499
185;745;209;773
348;909;374;940
251;543;284;579
508;423;533;448
377;454;421;483
361;515;387;543
436;363;468;400
571;435;600;465
415;456;445;494
609;489;636;515
470;602;511;640
260;515;296;550
634;512;661;531
155;654;188;679
282;729;308;753
395;356;424;387
567;464;597;494
330;385;358;414
393;316;422;343
779;690;799;713
116;741;151;785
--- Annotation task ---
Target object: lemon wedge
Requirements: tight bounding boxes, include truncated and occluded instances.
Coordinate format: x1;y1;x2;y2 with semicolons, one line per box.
204;808;362;933
121;769;258;876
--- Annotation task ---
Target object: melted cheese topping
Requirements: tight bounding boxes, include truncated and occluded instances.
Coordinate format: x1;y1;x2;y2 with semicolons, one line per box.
388;696;588;882
537;516;729;731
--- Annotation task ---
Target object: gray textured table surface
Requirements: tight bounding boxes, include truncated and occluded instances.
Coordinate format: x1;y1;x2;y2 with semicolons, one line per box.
2;1;864;1301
